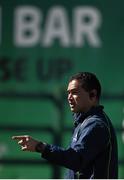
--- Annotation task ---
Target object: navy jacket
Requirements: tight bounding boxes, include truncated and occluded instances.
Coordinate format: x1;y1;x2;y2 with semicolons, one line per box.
42;106;118;179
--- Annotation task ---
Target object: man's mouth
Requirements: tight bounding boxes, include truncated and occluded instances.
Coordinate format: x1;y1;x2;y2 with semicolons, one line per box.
69;103;75;108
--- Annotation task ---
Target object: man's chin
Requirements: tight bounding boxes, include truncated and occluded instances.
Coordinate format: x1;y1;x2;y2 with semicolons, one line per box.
70;107;77;113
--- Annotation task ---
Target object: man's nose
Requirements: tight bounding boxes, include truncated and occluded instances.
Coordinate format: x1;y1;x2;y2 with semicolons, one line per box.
68;93;72;101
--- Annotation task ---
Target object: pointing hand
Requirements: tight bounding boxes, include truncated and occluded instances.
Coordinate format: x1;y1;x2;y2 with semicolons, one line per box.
12;135;40;152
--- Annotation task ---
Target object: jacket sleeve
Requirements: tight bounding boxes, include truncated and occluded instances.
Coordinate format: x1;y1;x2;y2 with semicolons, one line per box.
42;119;110;171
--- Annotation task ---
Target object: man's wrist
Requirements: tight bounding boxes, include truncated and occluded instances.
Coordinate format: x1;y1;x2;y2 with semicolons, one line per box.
35;142;46;153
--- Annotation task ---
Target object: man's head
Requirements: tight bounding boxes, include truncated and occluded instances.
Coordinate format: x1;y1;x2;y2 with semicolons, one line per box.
67;72;101;113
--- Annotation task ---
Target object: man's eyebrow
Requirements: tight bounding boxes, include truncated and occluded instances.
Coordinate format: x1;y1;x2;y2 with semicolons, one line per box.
67;88;78;92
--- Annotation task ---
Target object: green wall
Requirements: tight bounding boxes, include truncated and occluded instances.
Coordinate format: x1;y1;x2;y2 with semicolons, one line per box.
0;0;124;178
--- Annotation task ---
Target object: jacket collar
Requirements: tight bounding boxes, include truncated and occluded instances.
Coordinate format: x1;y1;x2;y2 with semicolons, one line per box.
73;105;104;127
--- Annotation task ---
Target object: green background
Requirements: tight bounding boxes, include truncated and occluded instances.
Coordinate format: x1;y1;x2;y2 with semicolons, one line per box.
0;0;124;178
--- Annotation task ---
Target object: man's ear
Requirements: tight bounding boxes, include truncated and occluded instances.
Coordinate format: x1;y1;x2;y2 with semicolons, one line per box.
89;89;97;99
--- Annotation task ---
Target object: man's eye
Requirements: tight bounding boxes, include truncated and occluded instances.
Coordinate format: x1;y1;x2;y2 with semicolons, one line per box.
72;91;78;94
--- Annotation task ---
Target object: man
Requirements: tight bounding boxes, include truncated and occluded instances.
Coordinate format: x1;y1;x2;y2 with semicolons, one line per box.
12;72;118;179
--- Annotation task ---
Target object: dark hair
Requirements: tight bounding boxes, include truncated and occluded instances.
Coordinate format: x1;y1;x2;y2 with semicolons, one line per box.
69;72;101;99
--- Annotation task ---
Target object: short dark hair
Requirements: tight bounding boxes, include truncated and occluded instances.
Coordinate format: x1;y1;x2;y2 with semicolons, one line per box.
69;72;101;99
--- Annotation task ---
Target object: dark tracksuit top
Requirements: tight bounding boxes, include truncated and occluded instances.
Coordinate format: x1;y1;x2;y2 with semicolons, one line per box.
42;106;118;179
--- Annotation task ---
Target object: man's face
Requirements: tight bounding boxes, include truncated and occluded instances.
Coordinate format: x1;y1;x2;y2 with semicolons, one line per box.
67;79;93;113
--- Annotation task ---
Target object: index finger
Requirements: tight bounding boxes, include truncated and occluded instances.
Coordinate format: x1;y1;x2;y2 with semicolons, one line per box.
12;135;28;140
